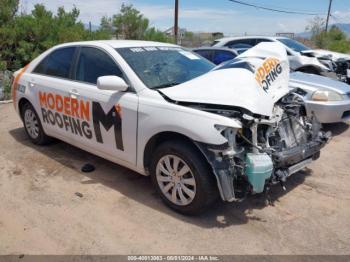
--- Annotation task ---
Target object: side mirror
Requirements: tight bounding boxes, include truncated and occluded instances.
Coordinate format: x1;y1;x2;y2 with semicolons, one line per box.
97;76;128;91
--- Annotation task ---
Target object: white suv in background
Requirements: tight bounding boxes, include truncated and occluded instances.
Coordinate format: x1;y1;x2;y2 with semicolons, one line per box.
213;36;330;75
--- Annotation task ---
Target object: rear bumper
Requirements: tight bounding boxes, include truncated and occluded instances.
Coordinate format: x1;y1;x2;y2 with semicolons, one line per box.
305;99;350;123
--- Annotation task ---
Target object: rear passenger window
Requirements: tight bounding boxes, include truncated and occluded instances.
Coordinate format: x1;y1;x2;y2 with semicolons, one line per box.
33;47;76;79
212;51;236;65
194;50;213;61
75;47;123;84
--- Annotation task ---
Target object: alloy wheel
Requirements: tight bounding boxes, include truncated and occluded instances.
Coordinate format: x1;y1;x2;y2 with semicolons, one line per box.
24;109;39;139
156;155;196;206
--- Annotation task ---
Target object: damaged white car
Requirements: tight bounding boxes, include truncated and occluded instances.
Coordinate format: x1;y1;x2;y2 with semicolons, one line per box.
12;41;329;214
300;49;350;84
213;36;350;84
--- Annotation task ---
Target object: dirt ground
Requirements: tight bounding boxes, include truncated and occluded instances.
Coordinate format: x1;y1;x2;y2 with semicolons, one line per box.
0;103;349;255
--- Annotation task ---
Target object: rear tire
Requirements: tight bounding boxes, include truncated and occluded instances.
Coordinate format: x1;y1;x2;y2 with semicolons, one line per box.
21;102;52;145
150;140;218;215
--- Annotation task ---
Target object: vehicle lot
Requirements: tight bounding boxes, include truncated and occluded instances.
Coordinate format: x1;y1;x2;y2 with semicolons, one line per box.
0;103;349;255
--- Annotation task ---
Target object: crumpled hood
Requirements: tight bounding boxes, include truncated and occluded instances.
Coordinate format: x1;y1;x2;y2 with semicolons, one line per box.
160;42;290;117
302;49;350;61
160;68;275;116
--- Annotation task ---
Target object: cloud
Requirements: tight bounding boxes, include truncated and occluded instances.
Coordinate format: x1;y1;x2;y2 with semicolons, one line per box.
331;10;350;24
138;5;237;20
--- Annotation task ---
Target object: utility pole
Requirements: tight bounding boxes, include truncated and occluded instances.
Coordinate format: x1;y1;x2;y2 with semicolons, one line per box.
325;0;333;32
174;0;179;44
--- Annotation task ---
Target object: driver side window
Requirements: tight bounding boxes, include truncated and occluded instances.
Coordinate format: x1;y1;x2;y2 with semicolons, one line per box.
75;47;123;85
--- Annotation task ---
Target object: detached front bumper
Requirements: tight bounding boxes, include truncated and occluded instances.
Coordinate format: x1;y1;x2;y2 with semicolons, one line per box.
195;130;330;202
305;98;350;123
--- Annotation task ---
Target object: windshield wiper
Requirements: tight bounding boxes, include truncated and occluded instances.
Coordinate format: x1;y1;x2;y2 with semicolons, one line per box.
152;82;181;89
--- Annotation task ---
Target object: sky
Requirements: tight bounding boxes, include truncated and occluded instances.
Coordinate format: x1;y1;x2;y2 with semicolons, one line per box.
20;0;350;35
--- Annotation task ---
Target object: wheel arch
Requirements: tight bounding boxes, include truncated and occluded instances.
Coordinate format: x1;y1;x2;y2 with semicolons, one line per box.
18;97;32;120
143;131;207;172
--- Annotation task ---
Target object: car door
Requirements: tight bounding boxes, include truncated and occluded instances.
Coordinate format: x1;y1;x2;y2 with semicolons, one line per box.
69;46;138;165
30;46;78;140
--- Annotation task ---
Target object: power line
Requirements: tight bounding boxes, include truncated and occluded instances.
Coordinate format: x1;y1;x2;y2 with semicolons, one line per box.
227;0;325;16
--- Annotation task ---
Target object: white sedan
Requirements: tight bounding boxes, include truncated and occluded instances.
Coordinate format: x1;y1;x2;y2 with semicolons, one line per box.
12;41;329;214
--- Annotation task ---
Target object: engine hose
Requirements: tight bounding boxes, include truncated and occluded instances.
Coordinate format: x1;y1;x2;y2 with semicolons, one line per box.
237;132;269;154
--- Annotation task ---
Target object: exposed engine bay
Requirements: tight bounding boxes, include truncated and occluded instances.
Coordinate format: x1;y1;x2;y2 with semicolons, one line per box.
195;92;330;202
160;42;331;202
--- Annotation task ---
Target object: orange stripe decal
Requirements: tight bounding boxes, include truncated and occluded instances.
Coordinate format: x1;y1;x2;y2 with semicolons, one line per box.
115;104;122;118
12;65;29;108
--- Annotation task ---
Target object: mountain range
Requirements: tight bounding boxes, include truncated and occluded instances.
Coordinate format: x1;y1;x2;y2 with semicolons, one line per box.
298;23;350;39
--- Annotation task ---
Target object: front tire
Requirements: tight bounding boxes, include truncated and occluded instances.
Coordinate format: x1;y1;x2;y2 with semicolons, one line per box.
150;140;218;215
21;102;52;145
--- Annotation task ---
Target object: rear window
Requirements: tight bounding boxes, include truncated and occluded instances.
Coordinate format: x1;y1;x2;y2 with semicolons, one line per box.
194;50;213;61
33;47;76;79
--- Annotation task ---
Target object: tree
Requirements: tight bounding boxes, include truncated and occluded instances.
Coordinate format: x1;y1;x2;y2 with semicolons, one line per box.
112;4;149;39
143;27;172;42
306;16;350;53
0;0;19;70
306;16;327;48
100;16;114;35
0;0;18;24
324;26;350;53
0;2;109;71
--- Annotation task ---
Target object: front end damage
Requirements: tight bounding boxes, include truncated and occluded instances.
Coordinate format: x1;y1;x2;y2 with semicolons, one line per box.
160;42;331;202
195;92;330;202
301;50;350;84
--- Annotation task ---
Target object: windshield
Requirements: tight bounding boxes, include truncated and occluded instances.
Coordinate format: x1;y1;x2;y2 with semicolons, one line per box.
277;38;310;52
117;46;215;89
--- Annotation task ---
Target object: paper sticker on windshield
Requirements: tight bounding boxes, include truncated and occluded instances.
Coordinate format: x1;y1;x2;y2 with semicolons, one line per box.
255;57;283;92
129;47;181;53
179;51;200;60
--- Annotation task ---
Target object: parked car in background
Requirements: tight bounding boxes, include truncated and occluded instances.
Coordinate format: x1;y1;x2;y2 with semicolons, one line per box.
289;72;350;123
213;36;350;83
300;49;350;84
195;46;350;123
192;47;238;65
12;41;329;214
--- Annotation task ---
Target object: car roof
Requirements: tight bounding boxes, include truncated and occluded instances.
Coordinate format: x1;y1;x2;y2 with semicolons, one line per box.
52;40;178;49
215;36;289;43
192;47;238;53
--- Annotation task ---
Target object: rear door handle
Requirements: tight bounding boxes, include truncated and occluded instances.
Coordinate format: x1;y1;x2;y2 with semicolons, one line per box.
69;89;80;99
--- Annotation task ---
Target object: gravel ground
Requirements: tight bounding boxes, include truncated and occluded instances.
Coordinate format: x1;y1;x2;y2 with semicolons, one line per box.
0;103;349;255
